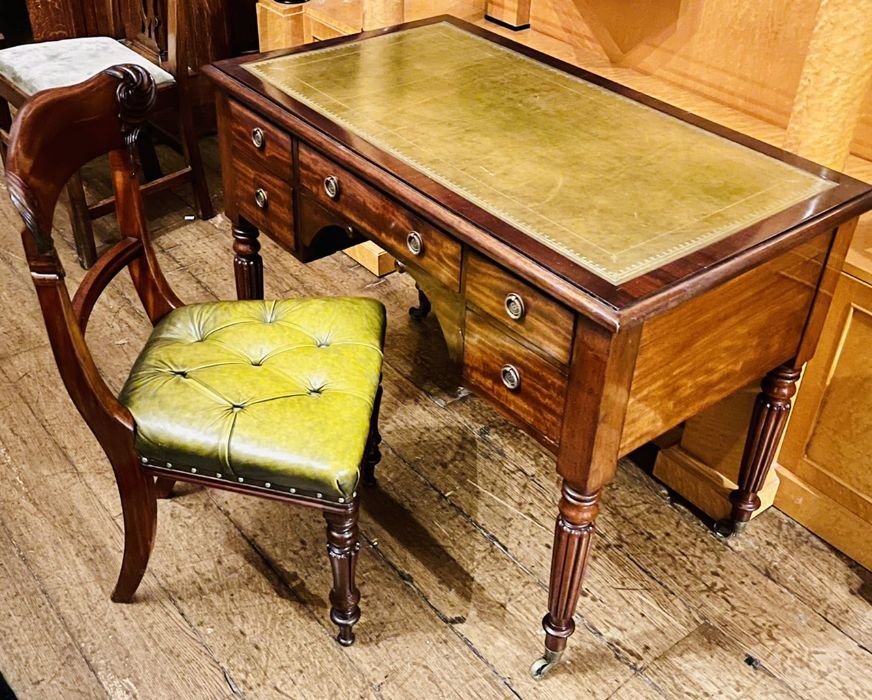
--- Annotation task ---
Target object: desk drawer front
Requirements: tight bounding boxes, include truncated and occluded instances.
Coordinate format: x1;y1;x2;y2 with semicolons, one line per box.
229;100;293;180
463;311;567;444
235;159;294;249
298;143;461;290
465;252;575;365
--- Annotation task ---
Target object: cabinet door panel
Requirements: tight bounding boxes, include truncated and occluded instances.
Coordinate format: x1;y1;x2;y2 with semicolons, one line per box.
781;273;872;523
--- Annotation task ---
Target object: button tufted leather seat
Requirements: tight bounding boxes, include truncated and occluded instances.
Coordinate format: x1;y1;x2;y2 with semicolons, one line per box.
119;297;386;502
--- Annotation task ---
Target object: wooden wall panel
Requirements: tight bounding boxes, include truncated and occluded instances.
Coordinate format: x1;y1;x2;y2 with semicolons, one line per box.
527;0;872;161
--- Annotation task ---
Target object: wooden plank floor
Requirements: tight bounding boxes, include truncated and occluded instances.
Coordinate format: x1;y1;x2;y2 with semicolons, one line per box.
0;133;870;699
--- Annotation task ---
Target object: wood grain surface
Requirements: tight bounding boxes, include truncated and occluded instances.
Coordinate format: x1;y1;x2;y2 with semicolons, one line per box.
0;127;870;700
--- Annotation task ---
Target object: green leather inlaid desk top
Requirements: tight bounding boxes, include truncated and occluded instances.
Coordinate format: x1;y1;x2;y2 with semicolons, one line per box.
246;23;834;284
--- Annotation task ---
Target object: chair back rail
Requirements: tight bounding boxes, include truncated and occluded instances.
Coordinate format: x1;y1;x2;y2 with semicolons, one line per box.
4;64;183;447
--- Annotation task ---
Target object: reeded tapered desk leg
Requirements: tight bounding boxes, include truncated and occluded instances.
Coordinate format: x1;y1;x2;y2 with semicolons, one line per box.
233;219;263;300
716;364;801;536
532;482;600;679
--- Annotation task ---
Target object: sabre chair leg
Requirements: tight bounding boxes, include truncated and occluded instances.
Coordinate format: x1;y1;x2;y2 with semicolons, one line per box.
362;385;383;487
324;499;361;646
111;466;158;603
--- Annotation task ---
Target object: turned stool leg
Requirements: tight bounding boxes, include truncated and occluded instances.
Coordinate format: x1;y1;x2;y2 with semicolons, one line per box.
717;364;802;536
233;219;264;300
532;482;601;679
324;500;361;646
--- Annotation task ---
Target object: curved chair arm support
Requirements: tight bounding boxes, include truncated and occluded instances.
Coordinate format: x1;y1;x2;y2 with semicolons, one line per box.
31;258;135;438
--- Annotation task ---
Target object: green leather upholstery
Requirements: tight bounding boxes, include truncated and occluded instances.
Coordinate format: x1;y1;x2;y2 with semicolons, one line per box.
119;298;386;501
247;23;834;284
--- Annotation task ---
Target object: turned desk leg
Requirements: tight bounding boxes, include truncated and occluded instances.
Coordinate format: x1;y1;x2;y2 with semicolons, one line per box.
233;219;263;300
532;482;601;679
717;364;801;536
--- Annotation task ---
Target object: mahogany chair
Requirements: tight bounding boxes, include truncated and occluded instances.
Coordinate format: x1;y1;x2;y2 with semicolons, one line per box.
5;64;385;645
0;0;213;269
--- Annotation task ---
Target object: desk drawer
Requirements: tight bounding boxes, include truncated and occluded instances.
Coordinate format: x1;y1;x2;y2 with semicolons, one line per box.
463;311;567;444
229;100;293;180
465;252;575;365
298;143;461;290
235;157;294;250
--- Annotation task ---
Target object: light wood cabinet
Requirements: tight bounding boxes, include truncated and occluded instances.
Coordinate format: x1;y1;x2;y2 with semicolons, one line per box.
775;240;872;569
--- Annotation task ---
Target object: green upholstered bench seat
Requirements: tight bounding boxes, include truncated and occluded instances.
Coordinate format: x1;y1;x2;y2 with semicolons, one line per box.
0;37;175;97
119;298;386;501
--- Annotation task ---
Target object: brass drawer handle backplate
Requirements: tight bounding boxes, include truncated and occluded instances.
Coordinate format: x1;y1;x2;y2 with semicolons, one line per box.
254;188;269;209
501;364;521;391
504;293;526;321
324;175;340;199
251;127;265;149
406;230;424;256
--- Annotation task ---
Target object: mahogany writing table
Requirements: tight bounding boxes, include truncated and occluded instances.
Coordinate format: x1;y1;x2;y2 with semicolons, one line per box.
204;17;872;678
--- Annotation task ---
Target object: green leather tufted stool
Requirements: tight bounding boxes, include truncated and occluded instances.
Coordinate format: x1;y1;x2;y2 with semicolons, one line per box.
5;65;384;646
121;298;386;502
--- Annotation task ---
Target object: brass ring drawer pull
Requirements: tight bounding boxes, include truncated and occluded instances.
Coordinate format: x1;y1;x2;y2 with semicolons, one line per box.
254;188;268;209
501;364;521;391
504;293;526;321
406;230;424;256
324;175;340;199
251;127;265;149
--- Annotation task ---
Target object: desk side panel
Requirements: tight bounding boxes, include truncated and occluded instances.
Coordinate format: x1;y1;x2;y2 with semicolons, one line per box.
620;232;832;454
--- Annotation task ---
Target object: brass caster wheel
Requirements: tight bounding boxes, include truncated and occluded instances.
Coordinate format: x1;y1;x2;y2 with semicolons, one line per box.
530;649;563;680
336;629;355;647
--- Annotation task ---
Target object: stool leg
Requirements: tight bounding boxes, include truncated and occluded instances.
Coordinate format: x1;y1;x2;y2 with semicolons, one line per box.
66;171;98;269
362;385;383;487
154;476;175;499
177;95;213;220
324;500;361;646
